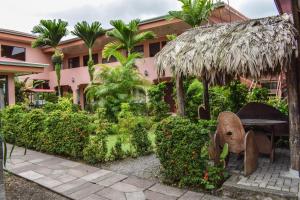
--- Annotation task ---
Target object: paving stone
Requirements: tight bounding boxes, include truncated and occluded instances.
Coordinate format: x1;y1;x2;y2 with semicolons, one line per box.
29;158;50;164
35;176;62;188
202;194;223;200
19;170;44;180
144;190;177;200
97;187;126;200
83;194;109;200
73;164;99;174
68;169;90;178
69;183;104;200
125;191;146;200
178;191;205;200
11;163;40;174
81;169;112;182
59;160;81;168
56;174;77;183
149;183;186;197
7;161;31;170
34;167;54;175
122;176;155;190
111;182;142;192
53;178;86;193
97;173;128;187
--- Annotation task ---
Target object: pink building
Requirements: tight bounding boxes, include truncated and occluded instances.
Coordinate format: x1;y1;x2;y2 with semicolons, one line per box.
1;3;247;109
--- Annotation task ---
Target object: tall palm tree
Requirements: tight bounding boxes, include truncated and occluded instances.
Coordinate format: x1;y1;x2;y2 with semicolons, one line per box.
168;0;215;117
71;21;105;81
32;19;68;97
103;19;156;60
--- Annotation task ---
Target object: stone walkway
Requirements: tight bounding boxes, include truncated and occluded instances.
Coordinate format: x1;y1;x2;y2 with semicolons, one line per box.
6;146;225;200
223;149;300;199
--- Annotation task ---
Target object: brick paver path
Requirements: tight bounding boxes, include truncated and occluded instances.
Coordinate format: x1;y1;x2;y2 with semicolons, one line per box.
6;146;226;200
225;149;300;198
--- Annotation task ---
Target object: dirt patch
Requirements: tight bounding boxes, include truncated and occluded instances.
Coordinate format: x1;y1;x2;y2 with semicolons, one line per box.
4;173;69;200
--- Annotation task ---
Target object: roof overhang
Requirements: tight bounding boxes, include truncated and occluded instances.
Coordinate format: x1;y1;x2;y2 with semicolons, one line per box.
25;88;55;93
0;61;48;73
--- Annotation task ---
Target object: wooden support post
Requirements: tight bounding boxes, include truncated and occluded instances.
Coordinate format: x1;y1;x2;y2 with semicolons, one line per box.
176;73;185;116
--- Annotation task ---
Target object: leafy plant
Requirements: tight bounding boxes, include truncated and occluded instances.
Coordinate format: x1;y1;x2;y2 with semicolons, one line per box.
185;78;203;120
227;81;248;113
155;116;210;187
131;119;152;156
110;137;125;160
148;82;170;121
83;134;107;164
86;58;148;121
247;87;269;103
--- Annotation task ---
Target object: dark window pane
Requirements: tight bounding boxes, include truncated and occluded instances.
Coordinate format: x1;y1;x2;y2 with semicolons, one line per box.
133;45;144;54
149;42;161;57
68;57;80;68
83;54;98;66
161;41;167;47
102;56;117;64
34;80;50;89
1;45;25;61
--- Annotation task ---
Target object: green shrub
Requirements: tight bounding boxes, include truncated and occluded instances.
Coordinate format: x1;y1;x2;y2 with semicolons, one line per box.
155;116;210;187
83;134;107;164
132;119;152;156
1;105;27;145
42;110;93;158
267;97;288;115
155;117;225;189
247;87;269;103
110;137;125;160
209;86;231;119
185;78;203;121
227;81;248;112
148;82;170;121
43;97;78;113
21;109;46;150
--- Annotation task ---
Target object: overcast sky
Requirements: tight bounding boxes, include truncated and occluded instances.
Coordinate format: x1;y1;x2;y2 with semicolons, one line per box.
1;0;278;39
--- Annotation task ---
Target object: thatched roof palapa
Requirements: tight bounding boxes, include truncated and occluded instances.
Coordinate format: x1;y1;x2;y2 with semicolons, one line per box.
155;14;298;84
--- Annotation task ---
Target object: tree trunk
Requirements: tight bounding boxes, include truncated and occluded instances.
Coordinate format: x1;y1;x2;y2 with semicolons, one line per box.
176;73;185;116
202;77;211;120
287;57;300;171
290;0;300;172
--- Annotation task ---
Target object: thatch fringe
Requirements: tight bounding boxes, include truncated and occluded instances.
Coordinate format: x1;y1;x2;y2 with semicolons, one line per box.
155;14;297;84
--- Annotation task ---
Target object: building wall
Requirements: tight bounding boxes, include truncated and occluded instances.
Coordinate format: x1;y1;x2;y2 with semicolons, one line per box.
0;39;52;67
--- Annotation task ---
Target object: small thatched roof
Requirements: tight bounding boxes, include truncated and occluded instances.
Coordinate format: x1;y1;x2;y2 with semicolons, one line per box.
155;14;297;84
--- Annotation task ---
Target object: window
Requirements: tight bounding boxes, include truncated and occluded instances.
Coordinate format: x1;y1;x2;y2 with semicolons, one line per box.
261;81;277;90
33;80;50;89
1;45;25;61
68;57;80;68
83;54;98;66
102;56;117;64
133;45;144;54
149;42;161;57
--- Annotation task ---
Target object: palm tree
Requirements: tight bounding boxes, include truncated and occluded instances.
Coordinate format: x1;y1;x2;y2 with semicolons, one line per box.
71;21;105;81
32;19;68;97
103;19;156;60
168;0;215;117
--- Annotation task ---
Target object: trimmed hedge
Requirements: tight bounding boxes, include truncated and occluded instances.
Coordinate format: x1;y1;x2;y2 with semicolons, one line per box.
1;101;93;159
155;116;221;188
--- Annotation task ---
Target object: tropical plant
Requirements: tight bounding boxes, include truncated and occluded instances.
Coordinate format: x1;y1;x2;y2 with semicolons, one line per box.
103;19;156;59
32;19;68;97
85;53;148;120
167;0;215;117
72;21;105;81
